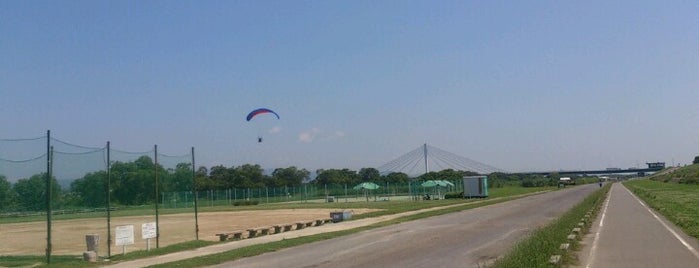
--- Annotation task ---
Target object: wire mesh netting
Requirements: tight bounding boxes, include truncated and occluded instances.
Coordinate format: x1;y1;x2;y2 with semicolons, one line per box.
0;134;195;257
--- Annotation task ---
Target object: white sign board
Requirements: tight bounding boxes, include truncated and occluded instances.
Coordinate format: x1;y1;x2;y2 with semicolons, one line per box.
142;222;157;239
115;225;134;246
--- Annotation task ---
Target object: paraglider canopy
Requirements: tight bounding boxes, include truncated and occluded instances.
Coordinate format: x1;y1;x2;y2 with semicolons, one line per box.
246;108;280;121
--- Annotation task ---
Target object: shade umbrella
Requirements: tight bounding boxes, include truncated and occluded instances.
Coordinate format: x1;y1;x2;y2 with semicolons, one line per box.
420;180;438;187
353;182;380;190
353;182;380;201
436;180;455;187
421;180;454;199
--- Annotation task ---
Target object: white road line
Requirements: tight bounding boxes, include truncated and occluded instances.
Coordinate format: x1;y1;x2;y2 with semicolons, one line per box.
623;186;699;260
586;185;612;268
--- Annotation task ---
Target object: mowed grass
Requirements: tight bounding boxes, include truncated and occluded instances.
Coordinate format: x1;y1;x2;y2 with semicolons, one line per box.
492;184;610;268
624;179;699;238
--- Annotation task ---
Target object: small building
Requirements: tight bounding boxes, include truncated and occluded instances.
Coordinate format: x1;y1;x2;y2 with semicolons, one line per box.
647;162;665;169
463;176;488;198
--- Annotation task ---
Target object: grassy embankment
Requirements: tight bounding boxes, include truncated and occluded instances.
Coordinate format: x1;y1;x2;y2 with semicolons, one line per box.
493;183;610;268
624;174;699;239
0;186;553;268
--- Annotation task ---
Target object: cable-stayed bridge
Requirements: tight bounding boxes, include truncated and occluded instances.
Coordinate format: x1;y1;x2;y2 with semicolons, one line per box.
377;144;665;177
377;144;505;176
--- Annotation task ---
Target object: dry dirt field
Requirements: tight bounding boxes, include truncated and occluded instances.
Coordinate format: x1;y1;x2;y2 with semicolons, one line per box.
0;208;376;256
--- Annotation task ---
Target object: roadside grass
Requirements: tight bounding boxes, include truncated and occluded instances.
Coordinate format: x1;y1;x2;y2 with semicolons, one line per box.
0;241;217;268
0;255;95;268
492;184;610;268
0;186;554;268
650;164;699;184
624;179;699;238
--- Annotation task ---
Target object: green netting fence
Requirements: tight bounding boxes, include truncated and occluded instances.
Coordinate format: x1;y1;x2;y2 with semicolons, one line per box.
167;179;463;207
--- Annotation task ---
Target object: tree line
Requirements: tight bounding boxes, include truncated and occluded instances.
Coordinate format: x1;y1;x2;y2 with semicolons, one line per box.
0;155;555;213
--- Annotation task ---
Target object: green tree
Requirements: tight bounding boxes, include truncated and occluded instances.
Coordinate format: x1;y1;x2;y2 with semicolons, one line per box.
110;156;162;205
208;165;231;189
164;162;193;193
234;164;267;188
194;166;214;190
314;169;359;185
381;172;410;183
69;171;107;207
358;168;380;182
0;175;14;211
272;167;309;187
13;173;61;211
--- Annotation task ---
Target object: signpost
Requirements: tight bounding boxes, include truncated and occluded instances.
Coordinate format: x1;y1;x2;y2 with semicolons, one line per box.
142;222;157;251
115;225;134;255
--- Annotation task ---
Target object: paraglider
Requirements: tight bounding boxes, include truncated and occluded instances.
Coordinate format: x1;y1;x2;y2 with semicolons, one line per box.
246;108;280;143
246;108;280;122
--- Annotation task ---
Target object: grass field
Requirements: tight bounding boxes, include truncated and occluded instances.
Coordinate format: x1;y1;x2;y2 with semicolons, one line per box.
624;179;699;238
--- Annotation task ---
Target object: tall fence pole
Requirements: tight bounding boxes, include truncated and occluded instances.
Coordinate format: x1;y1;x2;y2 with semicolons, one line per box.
191;147;199;240
154;145;160;248
45;129;52;264
106;141;112;258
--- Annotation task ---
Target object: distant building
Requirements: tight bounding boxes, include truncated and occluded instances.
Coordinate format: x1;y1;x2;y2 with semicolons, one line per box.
646;162;665;169
559;177;573;185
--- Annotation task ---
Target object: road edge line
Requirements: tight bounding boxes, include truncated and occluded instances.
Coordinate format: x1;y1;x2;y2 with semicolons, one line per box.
622;185;699;261
585;183;612;268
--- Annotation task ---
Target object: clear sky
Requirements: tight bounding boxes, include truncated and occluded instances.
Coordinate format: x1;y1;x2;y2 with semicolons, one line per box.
2;1;699;174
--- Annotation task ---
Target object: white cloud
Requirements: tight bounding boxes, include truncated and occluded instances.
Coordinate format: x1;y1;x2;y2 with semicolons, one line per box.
334;131;346;137
269;126;282;134
299;128;321;143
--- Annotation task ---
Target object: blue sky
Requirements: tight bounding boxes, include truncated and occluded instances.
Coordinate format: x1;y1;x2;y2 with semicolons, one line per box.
2;1;699;174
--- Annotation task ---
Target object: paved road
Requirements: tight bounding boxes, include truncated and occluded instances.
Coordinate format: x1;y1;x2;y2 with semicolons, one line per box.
210;184;600;268
577;183;699;268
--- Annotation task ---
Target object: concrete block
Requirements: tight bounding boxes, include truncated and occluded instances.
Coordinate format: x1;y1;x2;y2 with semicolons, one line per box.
572;227;581;234
549;255;561;265
83;251;97;262
567;234;577;240
560;243;570;251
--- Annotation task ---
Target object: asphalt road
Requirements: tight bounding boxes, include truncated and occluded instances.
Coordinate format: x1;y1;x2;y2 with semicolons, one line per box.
210;184;601;268
577;183;699;268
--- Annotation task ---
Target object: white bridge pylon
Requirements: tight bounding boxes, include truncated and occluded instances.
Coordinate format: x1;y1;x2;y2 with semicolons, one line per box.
377;144;505;176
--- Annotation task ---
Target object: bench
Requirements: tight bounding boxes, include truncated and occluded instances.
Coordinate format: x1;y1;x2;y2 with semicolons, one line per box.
216;231;244;241
247;228;259;238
